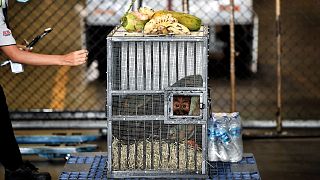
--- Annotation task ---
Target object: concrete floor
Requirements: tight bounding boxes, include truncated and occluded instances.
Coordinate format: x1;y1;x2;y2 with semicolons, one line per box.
1;130;320;180
244;137;320;180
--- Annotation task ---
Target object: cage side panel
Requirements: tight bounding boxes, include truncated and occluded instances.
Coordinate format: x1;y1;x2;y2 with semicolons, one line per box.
110;41;207;117
115;41;206;92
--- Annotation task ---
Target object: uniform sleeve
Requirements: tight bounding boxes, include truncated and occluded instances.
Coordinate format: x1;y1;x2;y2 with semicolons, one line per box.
0;21;16;47
0;0;16;46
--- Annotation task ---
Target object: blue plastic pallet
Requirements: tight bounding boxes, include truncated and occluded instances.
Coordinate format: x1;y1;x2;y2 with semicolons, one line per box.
59;153;260;180
20;144;98;159
208;155;260;180
60;155;108;179
18;135;99;159
16;135;98;144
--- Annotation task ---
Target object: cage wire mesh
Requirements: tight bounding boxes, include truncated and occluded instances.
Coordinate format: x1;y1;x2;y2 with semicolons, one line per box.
0;0;319;124
111;121;203;171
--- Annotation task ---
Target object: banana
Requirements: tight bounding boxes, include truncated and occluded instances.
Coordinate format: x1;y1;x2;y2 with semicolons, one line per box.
167;22;191;35
143;14;178;34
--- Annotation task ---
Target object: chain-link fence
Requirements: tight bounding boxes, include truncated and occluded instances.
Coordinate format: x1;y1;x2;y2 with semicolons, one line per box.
0;0;319;128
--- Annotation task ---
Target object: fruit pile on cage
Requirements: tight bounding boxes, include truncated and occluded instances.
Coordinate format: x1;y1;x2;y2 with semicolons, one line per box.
105;6;209;179
121;7;202;35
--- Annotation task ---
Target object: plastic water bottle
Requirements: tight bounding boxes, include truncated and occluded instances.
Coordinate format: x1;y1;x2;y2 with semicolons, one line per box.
207;116;219;161
216;126;230;161
215;114;231;162
228;112;243;162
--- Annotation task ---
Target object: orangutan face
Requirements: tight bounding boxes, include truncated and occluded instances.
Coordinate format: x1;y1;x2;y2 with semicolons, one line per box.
173;96;191;115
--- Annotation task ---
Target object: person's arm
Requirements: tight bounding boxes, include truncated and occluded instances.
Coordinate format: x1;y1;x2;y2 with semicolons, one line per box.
0;45;88;66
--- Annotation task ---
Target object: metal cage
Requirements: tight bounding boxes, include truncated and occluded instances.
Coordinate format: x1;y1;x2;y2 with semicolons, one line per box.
106;26;209;179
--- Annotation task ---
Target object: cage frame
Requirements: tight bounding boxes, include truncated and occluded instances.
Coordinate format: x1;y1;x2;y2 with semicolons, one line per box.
106;26;210;179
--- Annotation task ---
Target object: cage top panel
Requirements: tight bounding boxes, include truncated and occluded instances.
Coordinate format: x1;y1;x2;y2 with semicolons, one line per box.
108;26;209;41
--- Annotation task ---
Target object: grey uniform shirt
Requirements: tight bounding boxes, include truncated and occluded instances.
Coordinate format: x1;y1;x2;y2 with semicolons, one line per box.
0;0;16;47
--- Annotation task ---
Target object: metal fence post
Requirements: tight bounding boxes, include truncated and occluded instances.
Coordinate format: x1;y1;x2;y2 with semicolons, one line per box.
230;0;236;112
276;0;283;133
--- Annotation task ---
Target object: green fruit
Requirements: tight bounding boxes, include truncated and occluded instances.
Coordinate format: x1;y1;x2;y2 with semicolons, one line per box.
121;12;148;32
152;10;201;31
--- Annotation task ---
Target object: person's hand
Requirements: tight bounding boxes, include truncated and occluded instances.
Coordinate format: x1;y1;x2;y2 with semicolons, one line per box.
17;39;33;51
61;49;88;66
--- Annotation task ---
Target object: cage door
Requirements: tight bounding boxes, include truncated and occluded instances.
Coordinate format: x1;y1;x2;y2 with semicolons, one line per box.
165;91;206;124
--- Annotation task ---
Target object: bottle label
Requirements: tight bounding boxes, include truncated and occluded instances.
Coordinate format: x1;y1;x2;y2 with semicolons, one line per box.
208;128;218;140
216;129;231;144
229;127;241;137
